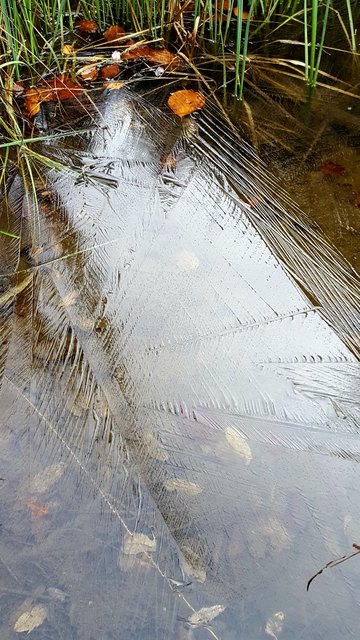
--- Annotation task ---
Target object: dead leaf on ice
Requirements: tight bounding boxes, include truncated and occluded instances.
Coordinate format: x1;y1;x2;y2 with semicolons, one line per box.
30;463;65;494
265;611;285;640
176;250;199;271
14;605;47;633
164;479;202;495
168;89;205;117
122;532;156;555
225;426;252;464
188;604;225;627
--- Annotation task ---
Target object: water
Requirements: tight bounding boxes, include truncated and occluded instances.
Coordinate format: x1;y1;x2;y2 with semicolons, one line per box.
0;87;359;639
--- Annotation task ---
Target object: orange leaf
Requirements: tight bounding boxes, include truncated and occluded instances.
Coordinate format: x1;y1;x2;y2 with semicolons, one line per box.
122;44;176;67
104;25;126;42
23;76;84;117
80;66;99;81
319;160;345;176
100;64;120;79
76;19;98;33
168;89;205;117
23;88;42;117
103;81;125;90
233;7;250;18
26;497;49;521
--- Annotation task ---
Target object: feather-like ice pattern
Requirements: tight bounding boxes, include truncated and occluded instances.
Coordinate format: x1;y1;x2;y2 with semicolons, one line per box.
0;89;359;640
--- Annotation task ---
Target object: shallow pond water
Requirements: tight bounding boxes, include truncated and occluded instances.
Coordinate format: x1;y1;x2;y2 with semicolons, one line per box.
0;87;359;640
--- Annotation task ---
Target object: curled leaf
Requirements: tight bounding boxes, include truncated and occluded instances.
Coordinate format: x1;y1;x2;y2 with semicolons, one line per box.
168;89;205;118
14;605;47;633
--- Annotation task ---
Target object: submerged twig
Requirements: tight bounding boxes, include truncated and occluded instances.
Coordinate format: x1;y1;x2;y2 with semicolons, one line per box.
307;544;360;591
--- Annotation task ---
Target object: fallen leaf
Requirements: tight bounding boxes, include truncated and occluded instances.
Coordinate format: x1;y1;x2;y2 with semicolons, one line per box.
61;290;79;307
122;44;176;67
122;532;156;555
225;426;252;464
265;611;285;640
13;81;25;95
101;64;120;79
62;43;74;55
164;479;203;495
103;81;125;90
30;463;65;494
23;76;84;117
80;66;99;81
352;191;360;207
26;497;50;520
104;25;126;42
47;587;67;602
76;19;98;33
14;605;47;633
319;160;345;176
176;249;200;271
168;89;205;117
188;604;226;627
233;7;250;18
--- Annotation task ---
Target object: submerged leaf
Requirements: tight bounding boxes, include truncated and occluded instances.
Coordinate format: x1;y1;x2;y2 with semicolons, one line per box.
265;611;285;640
101;64;120;79
168;90;205;117
14;605;47;633
30;463;65;494
122;532;156;555
188;604;225;627
225;426;252;464
164;479;202;495
26;498;50;520
319;160;345;176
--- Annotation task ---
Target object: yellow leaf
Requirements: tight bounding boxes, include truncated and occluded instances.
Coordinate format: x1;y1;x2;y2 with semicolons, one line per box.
14;605;47;633
62;44;74;55
225;426;252;464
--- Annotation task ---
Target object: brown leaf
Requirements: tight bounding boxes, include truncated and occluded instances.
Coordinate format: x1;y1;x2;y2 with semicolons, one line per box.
233;7;250;18
101;64;120;79
168;89;205;117
122;44;176;67
26;497;50;521
104;25;126;42
76;19;98;33
352;191;360;207
80;66;99;81
13;81;25;95
319;160;345;176
103;81;125;90
23;76;84;117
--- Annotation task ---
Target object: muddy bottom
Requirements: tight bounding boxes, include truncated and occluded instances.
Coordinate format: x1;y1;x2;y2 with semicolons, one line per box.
0;86;359;640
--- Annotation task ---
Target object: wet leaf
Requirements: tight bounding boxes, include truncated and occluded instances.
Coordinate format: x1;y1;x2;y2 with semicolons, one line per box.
164;479;202;495
12;81;25;95
225;426;252;464
76;19;98;33
62;43;74;55
80;66;99;81
104;25;126;42
103;81;125;90
265;611;285;640
122;44;176;67
23;76;84;117
101;64;120;79
352;191;360;207
319;160;345;176
26;497;50;520
168;90;205;118
233;7;250;18
30;463;65;494
188;604;225;626
14;605;47;633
